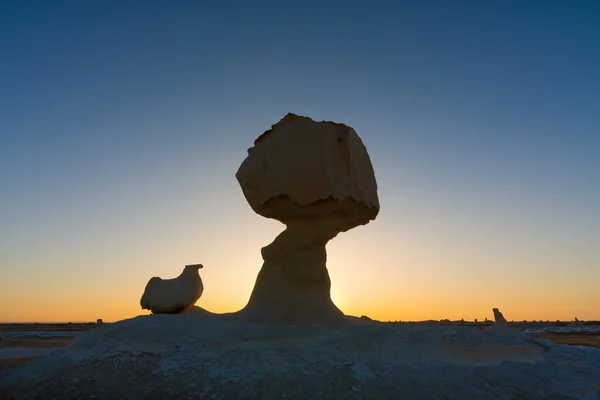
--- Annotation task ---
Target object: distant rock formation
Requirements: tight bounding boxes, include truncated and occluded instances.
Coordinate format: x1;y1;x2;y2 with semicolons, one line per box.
567;318;584;328
493;308;507;326
236;113;380;323
485;308;508;332
140;264;204;314
96;319;103;326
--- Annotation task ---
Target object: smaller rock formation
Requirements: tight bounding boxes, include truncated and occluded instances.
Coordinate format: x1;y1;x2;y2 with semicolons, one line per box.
567;318;584;329
96;319;103;326
140;264;204;314
493;308;507;326
485;308;508;332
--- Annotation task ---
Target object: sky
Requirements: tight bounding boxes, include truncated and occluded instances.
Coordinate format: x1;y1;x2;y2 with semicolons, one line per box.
1;1;599;323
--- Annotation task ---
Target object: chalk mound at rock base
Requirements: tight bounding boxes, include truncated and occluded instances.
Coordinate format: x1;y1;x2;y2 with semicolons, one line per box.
2;314;599;399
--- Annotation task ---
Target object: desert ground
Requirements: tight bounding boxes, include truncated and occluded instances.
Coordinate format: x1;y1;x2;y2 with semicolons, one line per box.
2;315;600;399
1;320;598;373
530;332;600;347
0;323;96;371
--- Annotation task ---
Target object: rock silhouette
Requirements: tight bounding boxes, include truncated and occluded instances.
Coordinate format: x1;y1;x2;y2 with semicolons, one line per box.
140;264;204;314
485;308;508;332
236;113;379;323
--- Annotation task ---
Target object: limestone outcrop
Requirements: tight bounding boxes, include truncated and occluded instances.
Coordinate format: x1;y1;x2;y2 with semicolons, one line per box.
492;308;507;326
140;264;204;314
568;317;584;328
236;113;379;323
485;308;508;332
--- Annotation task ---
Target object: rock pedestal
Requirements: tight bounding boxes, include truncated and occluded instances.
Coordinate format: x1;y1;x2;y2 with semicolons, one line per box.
236;114;379;323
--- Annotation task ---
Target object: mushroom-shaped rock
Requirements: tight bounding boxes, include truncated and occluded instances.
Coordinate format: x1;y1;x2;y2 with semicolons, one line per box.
236;113;380;323
140;264;204;314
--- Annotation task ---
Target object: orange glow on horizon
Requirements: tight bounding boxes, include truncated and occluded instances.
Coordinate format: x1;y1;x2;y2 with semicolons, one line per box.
1;209;598;324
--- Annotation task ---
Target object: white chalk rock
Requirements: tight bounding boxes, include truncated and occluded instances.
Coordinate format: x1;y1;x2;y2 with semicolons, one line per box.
236;113;379;229
485;308;508;332
235;114;380;322
567;317;584;329
140;264;204;314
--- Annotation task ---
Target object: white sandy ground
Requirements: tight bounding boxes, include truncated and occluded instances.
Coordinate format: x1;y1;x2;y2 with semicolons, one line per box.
0;348;58;360
1;331;82;339
525;326;600;334
1;310;599;400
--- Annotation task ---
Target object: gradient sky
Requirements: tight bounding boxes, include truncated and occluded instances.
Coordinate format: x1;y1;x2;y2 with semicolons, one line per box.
1;1;599;323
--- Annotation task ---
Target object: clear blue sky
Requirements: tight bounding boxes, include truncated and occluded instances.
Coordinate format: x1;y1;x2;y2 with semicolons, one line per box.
1;1;599;322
